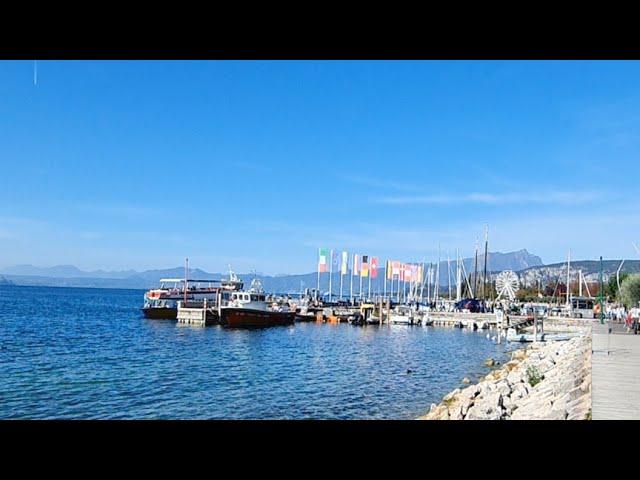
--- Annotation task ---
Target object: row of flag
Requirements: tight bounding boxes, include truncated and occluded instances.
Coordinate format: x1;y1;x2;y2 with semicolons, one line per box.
318;248;424;282
318;249;379;278
385;260;424;283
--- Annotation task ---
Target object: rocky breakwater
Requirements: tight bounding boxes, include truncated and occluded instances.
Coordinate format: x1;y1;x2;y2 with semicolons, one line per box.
418;335;591;420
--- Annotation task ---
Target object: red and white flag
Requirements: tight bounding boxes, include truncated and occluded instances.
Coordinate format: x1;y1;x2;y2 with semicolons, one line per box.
404;264;413;282
370;257;379;279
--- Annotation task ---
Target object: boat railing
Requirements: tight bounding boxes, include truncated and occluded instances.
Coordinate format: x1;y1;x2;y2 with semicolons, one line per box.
179;299;219;309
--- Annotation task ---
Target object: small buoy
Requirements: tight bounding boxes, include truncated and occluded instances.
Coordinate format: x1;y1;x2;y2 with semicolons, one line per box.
406;369;413;374
486;333;490;339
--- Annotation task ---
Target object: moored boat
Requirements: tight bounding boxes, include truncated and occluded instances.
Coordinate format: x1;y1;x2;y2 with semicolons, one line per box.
142;275;243;319
389;305;419;325
219;278;296;328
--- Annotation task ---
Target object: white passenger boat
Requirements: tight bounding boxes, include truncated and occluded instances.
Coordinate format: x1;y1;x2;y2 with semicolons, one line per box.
142;278;236;319
389;306;419;325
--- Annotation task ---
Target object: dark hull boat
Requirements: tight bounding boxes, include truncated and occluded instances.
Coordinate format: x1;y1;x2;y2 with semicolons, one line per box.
221;307;296;328
142;275;243;320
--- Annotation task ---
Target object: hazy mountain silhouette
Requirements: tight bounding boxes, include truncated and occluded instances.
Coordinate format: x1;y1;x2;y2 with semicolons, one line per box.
0;249;544;291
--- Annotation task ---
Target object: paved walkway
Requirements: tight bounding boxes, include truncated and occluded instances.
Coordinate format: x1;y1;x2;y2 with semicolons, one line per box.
592;321;640;419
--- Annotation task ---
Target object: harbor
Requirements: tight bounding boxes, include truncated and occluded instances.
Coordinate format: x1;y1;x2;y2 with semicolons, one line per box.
0;284;517;420
128;244;611;420
0;249;633;421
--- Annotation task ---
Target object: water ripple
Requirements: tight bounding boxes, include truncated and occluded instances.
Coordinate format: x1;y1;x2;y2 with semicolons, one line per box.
0;285;514;419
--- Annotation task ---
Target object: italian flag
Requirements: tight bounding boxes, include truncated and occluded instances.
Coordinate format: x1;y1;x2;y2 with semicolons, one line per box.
318;248;330;273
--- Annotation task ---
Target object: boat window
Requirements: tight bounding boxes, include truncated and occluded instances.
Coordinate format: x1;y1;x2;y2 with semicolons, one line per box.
232;294;237;300
244;294;250;301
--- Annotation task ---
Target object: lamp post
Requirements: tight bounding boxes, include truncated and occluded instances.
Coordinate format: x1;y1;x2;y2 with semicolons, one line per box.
599;256;605;325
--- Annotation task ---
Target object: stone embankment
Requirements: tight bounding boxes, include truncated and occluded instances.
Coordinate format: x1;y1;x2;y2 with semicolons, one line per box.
419;335;591;420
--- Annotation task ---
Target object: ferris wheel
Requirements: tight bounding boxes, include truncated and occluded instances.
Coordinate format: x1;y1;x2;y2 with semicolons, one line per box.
495;270;520;301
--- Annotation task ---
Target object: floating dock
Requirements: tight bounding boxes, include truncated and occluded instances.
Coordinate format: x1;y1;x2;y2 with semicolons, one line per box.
176;300;220;326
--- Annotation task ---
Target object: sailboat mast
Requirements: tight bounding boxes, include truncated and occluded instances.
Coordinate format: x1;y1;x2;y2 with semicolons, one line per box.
435;245;441;304
566;249;571;305
579;269;583;296
483;225;488;300
420;261;426;303
447;252;452;300
456;248;462;301
473;240;479;299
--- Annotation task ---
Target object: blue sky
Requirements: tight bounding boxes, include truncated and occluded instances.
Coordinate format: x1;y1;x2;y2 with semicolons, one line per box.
1;60;639;274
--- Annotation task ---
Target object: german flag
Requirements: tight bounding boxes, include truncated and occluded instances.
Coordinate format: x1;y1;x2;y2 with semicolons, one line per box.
361;255;369;277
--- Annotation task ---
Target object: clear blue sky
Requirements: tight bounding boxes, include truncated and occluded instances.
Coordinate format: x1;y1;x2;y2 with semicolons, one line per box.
1;60;639;274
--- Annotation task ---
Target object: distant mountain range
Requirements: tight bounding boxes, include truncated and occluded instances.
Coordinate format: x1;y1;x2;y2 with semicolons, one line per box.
4;251;634;295
0;249;544;292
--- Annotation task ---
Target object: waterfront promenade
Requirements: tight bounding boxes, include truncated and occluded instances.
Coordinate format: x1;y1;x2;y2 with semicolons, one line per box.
592;322;640;420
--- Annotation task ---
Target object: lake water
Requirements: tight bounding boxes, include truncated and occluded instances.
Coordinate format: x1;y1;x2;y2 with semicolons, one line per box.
0;285;515;419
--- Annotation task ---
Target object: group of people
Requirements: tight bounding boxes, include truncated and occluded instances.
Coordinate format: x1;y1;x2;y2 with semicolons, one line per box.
625;307;640;334
601;304;639;334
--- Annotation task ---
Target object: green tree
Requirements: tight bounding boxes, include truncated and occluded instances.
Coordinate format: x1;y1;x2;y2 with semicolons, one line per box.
619;274;640;308
606;272;629;300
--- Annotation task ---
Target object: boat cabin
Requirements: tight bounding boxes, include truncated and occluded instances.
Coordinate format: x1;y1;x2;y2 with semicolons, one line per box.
568;296;596;319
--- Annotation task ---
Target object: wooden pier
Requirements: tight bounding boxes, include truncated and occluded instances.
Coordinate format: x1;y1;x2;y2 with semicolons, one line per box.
592;322;640;419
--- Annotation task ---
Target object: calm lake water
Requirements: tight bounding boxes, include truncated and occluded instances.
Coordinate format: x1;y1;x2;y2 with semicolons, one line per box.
0;285;515;419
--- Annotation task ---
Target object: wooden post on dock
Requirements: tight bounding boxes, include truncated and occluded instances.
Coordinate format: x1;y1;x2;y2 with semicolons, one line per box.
379;296;383;325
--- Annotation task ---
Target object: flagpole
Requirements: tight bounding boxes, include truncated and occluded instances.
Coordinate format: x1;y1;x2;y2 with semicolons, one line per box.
391;269;395;303
360;255;369;303
383;261;386;300
328;249;333;302
317;248;320;300
340;252;344;301
368;268;372;300
350;254;354;304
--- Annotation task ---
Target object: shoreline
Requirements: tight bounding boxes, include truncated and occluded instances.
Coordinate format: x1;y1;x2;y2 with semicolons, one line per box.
418;330;592;420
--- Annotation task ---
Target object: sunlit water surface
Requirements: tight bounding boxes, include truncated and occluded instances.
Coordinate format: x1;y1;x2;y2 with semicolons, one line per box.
0;285;514;419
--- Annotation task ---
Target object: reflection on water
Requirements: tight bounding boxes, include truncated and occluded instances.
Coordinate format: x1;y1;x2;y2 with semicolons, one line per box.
0;285;514;419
